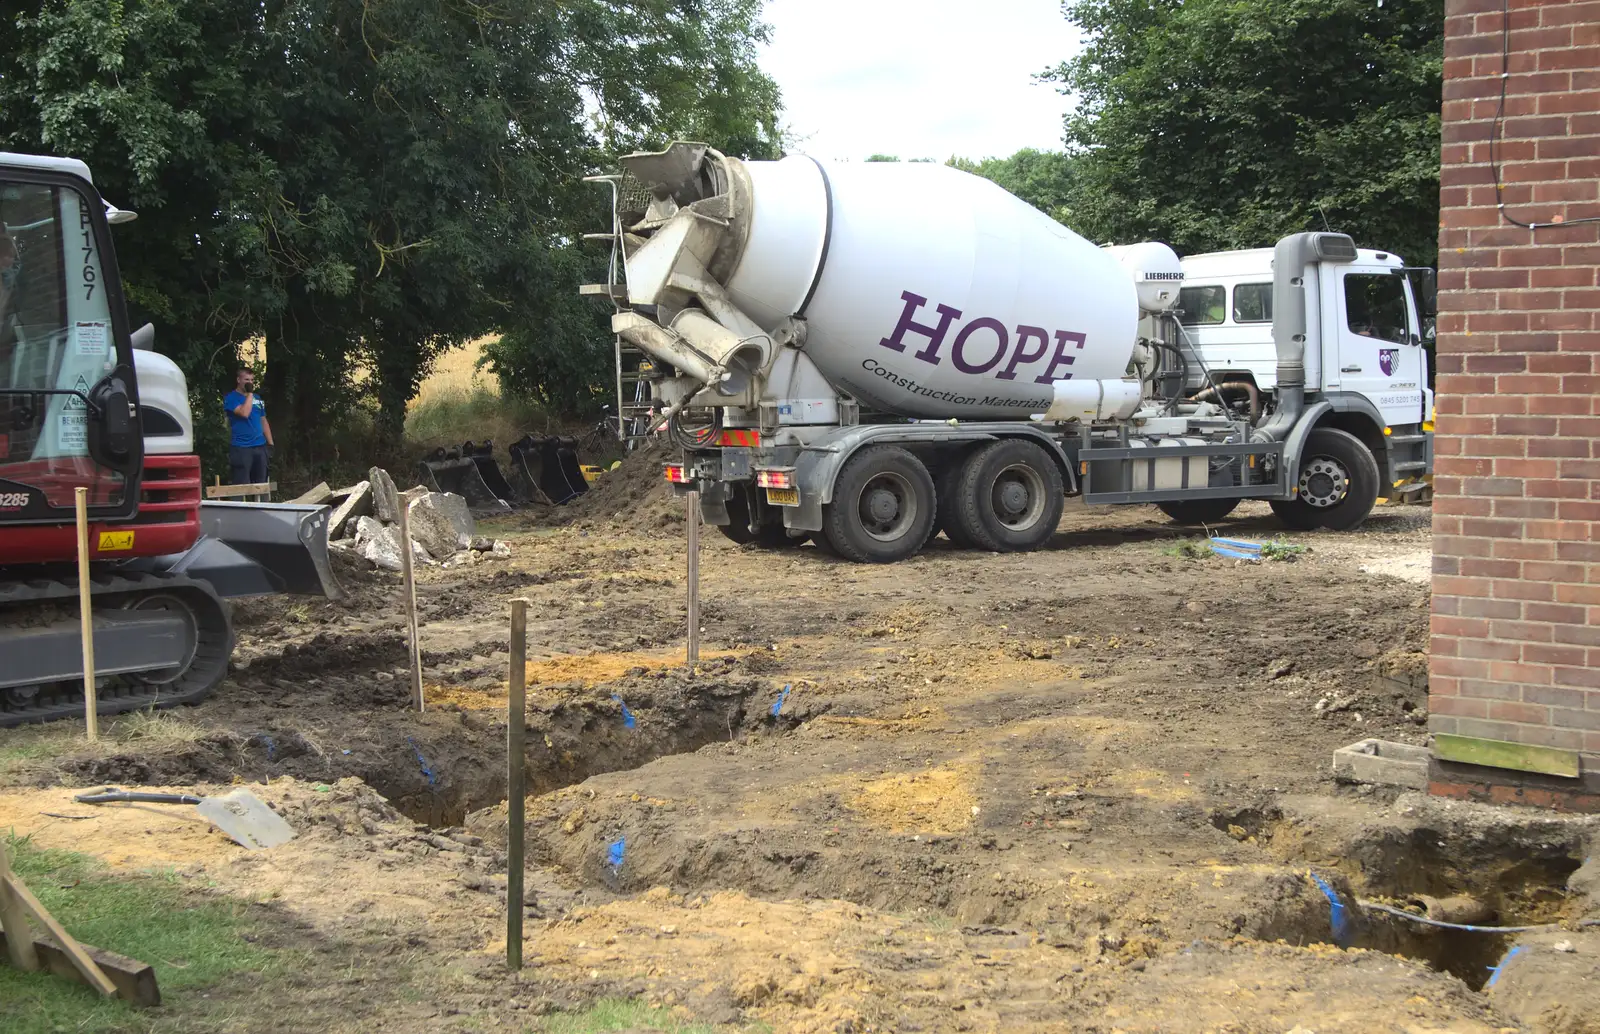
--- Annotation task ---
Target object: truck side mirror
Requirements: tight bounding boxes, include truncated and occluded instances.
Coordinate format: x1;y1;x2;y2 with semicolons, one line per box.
1401;267;1437;318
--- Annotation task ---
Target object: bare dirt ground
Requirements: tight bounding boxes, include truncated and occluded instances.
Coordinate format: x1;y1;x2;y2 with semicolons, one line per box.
2;466;1596;1033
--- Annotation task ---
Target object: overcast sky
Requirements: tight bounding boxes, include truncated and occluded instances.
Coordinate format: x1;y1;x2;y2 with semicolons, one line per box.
758;0;1083;163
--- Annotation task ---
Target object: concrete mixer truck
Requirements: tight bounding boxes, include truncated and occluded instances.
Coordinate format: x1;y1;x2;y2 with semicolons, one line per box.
585;143;1435;563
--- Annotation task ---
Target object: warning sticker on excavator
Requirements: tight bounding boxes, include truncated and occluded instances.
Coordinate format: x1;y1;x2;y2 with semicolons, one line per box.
98;531;134;551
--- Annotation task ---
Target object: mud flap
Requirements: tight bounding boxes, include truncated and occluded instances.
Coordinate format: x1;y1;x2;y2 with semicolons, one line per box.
508;434;590;505
138;501;342;599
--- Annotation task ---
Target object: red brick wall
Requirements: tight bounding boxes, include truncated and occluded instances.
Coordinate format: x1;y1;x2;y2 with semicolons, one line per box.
1431;0;1600;759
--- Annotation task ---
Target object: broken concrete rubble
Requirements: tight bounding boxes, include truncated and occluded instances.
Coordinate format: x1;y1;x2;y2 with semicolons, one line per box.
333;471;506;569
351;515;435;571
328;480;373;539
369;466;401;523
406;495;467;561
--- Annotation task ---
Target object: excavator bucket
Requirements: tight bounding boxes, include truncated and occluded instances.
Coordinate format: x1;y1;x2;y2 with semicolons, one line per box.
140;501;341;599
418;445;509;509
461;441;520;503
508;434;590;505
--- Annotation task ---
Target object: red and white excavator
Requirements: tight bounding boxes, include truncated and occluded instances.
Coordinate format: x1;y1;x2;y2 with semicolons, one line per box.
0;152;337;726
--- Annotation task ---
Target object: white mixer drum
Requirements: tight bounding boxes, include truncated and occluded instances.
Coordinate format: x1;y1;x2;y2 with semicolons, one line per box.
725;157;1138;420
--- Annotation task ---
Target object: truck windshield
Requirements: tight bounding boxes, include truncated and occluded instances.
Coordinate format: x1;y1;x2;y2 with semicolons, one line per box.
0;178;126;508
1232;283;1272;323
1176;285;1225;326
1344;274;1409;344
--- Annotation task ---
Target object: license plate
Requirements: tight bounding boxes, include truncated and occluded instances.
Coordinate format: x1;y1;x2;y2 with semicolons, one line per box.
98;531;135;551
765;487;800;507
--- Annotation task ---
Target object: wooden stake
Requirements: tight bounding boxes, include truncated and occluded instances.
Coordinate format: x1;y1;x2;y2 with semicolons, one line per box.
1;863;116;995
0;840;39;973
506;597;528;971
397;502;424;712
74;487;97;741
686;489;700;665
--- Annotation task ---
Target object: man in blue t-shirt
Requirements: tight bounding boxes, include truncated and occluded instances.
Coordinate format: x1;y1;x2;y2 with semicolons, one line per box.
223;367;274;485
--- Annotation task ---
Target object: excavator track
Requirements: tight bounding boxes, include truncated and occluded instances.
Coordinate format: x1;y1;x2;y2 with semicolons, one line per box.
0;570;234;727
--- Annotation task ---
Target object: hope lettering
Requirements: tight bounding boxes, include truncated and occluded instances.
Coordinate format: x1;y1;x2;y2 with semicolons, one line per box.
876;291;1086;384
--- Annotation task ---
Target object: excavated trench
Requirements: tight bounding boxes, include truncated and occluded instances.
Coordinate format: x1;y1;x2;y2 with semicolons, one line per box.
64;653;803;828
1211;804;1591;990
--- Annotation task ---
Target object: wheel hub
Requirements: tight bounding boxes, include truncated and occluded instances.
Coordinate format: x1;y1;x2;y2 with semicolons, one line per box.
991;464;1048;530
1299;457;1350;509
857;472;917;542
866;487;900;523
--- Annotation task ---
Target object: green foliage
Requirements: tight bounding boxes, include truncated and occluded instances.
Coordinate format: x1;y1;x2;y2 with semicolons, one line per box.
948;149;1078;225
0;0;781;461
1164;539;1212;560
535;996;729;1032
1259;540;1310;561
1047;0;1443;265
405;384;555;453
0;832;276;1034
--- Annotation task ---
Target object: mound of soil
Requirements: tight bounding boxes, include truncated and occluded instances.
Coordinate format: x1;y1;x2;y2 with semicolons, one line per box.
561;439;682;531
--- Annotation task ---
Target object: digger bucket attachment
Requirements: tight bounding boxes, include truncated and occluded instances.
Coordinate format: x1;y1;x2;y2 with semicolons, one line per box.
461;441;519;503
140;501;342;599
509;434;590;505
418;444;509;509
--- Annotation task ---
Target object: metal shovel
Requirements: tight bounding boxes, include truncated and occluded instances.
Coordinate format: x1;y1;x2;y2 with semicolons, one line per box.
73;787;296;850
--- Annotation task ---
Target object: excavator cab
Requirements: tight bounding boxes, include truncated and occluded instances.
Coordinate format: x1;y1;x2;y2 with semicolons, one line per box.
0;158;145;532
0;152;338;727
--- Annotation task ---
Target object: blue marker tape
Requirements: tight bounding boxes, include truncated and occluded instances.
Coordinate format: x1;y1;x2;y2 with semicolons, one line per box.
1310;873;1352;944
771;684;791;717
258;734;277;760
610;695;636;730
1486;945;1527;988
407;737;438;788
607;836;626;870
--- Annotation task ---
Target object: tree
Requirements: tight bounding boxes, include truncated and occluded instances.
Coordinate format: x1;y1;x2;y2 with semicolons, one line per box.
0;0;781;467
948;149;1078;226
1048;0;1443;266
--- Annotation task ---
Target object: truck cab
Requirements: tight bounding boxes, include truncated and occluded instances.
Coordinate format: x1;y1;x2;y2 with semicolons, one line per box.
1175;245;1434;496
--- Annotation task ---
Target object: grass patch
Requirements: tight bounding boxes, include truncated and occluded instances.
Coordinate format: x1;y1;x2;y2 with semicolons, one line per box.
0;832;276;1034
405;384;555;454
1162;539;1212;560
535;998;733;1033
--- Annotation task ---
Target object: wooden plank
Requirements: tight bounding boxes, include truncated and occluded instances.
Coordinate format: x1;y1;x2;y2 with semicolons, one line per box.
1433;733;1581;779
74;488;98;742
397;503;423;712
507;597;528;971
204;482;276;500
2;872;118;995
0;929;159;1006
0;842;39;972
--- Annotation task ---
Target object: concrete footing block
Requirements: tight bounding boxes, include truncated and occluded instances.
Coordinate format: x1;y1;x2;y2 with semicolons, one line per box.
1332;738;1431;790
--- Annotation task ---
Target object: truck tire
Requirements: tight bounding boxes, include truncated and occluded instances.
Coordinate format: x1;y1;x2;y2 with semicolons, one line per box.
950;439;1064;553
934;449;977;548
1270;427;1379;532
1156;498;1240;526
822;446;937;563
720;486;810;548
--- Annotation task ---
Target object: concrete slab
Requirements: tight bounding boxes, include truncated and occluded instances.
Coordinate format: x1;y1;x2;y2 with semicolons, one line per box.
1332;738;1431;790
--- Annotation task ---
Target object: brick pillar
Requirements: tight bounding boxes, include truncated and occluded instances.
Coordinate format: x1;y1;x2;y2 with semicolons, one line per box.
1430;0;1599;795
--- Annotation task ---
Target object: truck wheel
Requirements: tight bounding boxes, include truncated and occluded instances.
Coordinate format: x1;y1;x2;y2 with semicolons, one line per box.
951;439;1064;553
720;486;810;548
1156;499;1240;526
934;450;977;548
1270;427;1379;532
822;446;936;563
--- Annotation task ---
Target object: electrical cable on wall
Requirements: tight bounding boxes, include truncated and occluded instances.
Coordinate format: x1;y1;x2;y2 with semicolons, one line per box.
1490;0;1600;230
